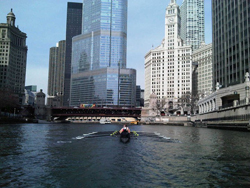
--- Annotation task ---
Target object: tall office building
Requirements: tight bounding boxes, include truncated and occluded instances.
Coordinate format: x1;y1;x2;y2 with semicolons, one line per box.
192;43;212;96
212;0;250;89
64;2;83;106
47;40;66;106
144;0;192;114
180;0;204;50
70;0;136;107
0;9;28;104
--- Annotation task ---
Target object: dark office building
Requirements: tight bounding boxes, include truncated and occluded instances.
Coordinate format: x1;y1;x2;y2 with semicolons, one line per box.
212;0;250;89
136;85;144;107
0;9;27;105
64;2;82;106
136;86;141;107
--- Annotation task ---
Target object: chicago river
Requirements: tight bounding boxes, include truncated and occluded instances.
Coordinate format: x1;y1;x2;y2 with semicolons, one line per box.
1;123;250;187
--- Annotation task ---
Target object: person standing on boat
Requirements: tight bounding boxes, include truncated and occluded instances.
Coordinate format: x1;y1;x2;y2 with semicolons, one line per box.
119;124;130;134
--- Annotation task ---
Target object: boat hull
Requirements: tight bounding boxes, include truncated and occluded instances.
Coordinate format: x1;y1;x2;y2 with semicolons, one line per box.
120;132;130;143
120;137;130;143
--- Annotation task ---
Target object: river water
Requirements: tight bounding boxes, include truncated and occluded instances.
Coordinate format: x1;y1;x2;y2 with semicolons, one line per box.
0;123;250;187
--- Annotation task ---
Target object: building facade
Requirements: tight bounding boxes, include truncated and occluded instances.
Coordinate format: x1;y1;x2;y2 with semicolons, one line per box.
212;0;250;89
144;0;192;114
64;2;82;106
0;9;28;104
70;0;136;107
47;40;65;106
70;67;136;107
72;0;127;71
192;61;198;99
198;73;250;114
23;89;35;106
23;85;37;106
35;89;46;119
192;43;212;97
180;0;205;50
196;0;250;116
136;85;144;107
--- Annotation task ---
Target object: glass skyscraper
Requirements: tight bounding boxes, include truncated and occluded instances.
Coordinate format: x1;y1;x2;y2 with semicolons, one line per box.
70;0;136;107
72;0;127;72
64;2;83;106
70;68;136;107
180;0;205;50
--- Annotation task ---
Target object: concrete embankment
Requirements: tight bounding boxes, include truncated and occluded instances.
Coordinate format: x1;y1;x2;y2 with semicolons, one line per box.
194;121;250;131
0;117;38;124
139;121;193;126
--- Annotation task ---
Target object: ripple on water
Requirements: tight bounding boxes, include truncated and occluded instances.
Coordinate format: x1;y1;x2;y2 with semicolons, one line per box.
1;124;250;187
56;141;72;144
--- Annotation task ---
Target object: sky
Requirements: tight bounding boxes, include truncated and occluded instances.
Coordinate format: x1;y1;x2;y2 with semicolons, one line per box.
0;0;212;95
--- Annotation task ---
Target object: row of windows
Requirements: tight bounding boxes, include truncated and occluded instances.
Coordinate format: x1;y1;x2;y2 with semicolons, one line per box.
168;9;175;14
0;45;9;48
0;41;9;45
152;52;164;56
0;53;8;56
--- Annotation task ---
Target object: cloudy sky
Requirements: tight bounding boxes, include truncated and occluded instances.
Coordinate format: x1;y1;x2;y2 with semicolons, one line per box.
0;0;212;95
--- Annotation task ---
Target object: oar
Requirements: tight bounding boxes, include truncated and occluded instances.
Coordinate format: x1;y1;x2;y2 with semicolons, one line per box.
110;130;119;136
94;131;115;135
81;130;120;139
84;135;114;138
132;132;177;140
82;131;115;137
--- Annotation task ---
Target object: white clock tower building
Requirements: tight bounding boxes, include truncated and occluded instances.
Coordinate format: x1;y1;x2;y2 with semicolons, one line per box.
144;0;192;115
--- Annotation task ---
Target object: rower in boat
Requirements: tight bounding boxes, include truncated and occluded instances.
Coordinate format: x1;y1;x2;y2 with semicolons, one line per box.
119;124;131;143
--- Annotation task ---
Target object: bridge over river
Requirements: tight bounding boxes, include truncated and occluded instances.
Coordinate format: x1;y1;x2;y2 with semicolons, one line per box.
48;107;141;121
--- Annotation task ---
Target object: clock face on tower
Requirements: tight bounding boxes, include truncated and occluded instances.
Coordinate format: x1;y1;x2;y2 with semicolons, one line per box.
168;18;174;22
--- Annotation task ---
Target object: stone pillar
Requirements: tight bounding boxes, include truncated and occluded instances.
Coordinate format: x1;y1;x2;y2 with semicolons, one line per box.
245;72;250;105
233;100;238;107
245;86;249;105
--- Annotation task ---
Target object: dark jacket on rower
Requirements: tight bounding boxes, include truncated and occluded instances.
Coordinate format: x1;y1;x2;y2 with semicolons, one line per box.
120;126;130;138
